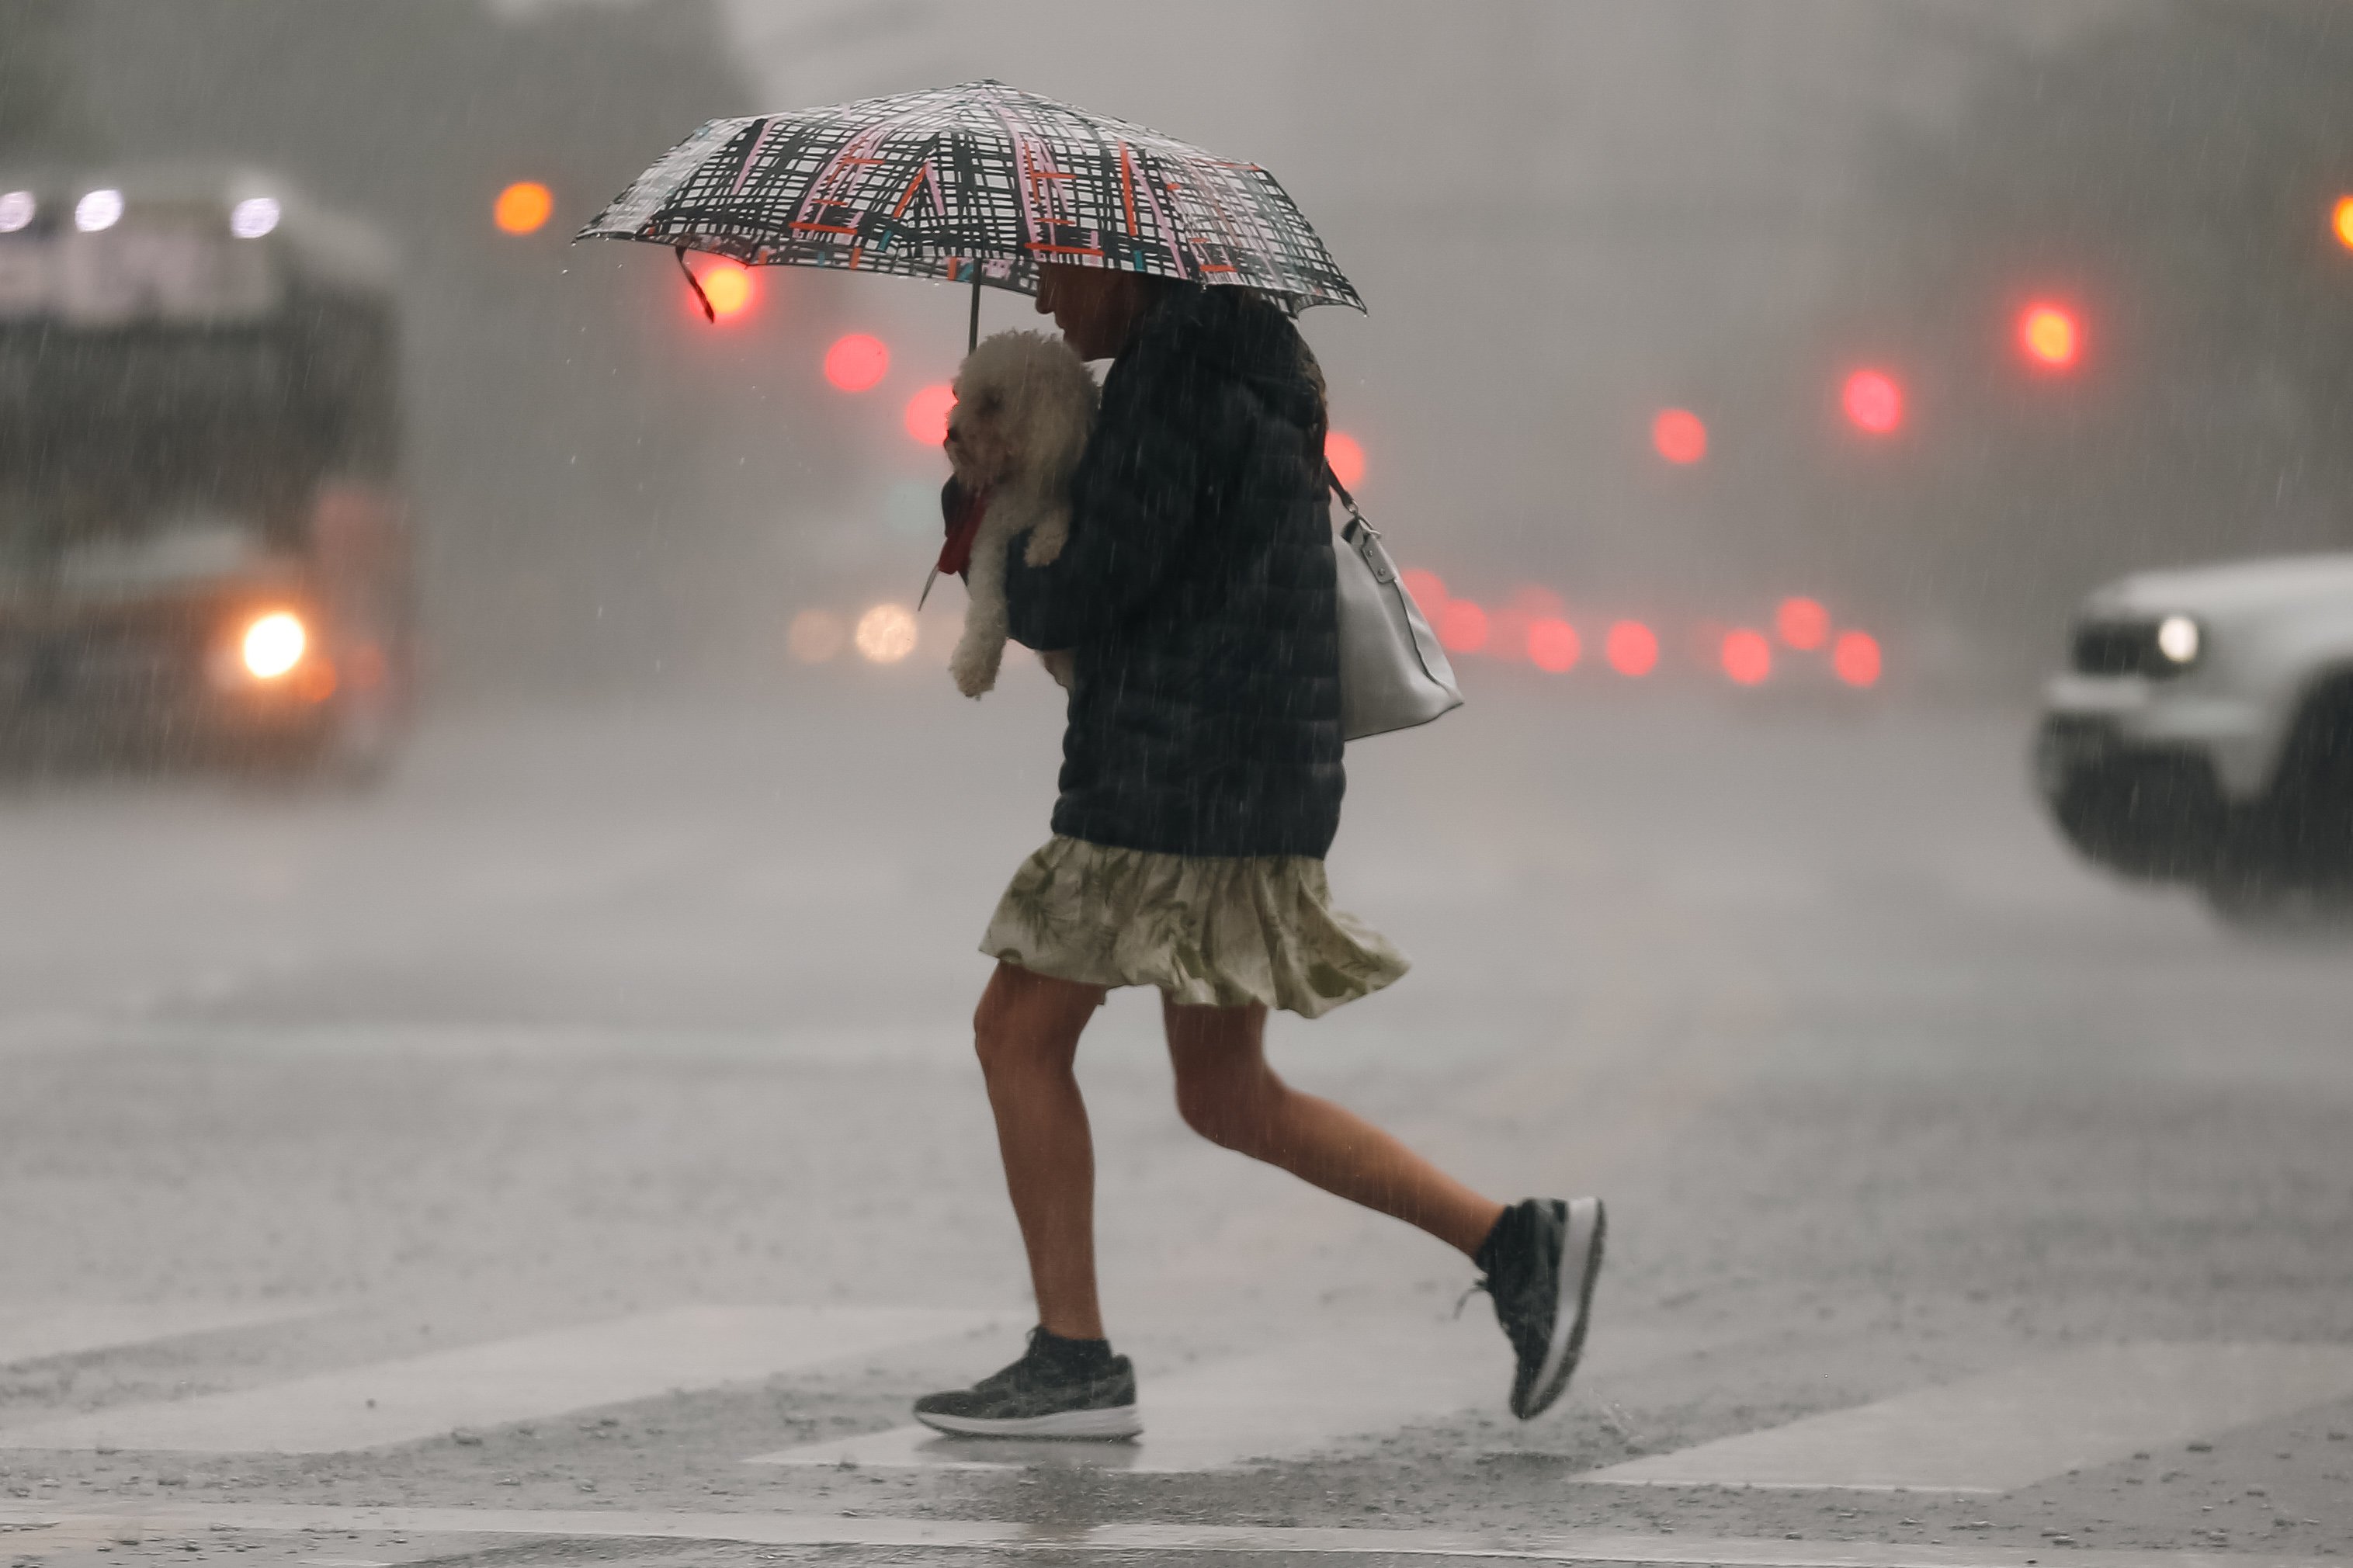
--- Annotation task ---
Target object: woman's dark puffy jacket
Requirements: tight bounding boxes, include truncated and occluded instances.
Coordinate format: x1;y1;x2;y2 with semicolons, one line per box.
1002;284;1344;859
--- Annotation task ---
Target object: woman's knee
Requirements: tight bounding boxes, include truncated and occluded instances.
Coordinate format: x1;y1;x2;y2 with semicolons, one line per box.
1173;1056;1282;1150
972;999;1018;1079
972;990;1039;1080
971;977;1014;1065
972;964;1094;1079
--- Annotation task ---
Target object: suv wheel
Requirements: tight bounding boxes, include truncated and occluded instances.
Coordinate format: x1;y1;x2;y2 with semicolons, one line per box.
2267;675;2353;878
2201;675;2353;935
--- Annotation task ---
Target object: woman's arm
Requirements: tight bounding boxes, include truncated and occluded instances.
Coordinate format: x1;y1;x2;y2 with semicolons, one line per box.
1003;345;1206;650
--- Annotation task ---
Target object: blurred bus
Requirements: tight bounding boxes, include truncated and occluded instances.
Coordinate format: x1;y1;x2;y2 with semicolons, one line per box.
0;168;414;775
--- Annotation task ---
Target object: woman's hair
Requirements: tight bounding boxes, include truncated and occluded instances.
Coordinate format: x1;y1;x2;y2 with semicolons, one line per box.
1293;319;1331;437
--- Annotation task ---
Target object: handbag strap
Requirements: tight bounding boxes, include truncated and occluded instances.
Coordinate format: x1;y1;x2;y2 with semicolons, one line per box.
1324;462;1398;585
1324;463;1376;538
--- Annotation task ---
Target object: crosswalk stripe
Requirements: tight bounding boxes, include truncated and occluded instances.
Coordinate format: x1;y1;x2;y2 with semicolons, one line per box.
747;1321;1692;1473
0;1305;994;1455
1579;1341;2353;1493
0;1502;2332;1568
0;1303;312;1368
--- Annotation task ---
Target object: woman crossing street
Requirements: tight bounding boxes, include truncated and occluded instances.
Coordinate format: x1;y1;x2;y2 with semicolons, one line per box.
911;262;1605;1439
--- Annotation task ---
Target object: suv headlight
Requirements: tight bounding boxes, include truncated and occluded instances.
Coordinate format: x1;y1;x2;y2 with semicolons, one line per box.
2070;613;2205;678
2154;614;2201;668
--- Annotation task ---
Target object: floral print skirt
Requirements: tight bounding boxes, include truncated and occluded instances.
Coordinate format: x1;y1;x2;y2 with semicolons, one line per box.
979;835;1410;1018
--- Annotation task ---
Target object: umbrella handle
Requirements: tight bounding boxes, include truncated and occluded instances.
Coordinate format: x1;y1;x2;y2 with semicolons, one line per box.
967;269;981;353
675;246;717;324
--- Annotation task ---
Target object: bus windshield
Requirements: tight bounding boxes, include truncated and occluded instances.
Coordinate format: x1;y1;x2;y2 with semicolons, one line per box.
0;211;398;585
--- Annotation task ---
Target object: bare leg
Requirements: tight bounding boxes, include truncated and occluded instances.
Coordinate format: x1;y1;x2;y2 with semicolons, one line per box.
972;960;1111;1339
1163;995;1506;1258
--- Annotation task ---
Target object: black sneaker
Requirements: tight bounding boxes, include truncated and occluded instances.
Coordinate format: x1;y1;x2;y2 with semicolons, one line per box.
1471;1196;1606;1421
911;1327;1141;1439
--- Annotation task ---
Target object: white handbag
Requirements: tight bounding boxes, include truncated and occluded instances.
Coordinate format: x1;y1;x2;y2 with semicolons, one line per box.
1328;470;1464;741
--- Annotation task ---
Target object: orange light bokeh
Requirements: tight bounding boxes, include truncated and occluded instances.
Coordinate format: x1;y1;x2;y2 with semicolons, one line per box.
2334;195;2353;252
294;659;338;704
1605;620;1658;677
1652;408;1707;465
1526;617;1581;672
1721;628;1772;686
1832;630;1883;688
493;181;553;236
1842;369;1903;434
824;333;890;392
1327;431;1366;488
904;383;956;446
696;260;756;320
855;603;920;664
1775;596;1831;650
2020;304;2079;369
788;609;847;664
1435;600;1489;654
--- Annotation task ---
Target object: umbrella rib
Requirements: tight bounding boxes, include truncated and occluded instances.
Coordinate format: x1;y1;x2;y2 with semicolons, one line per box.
725;116;780;197
1186;160;1250;276
856;150;943;271
1116;141;1140;244
1130;151;1192;281
974;81;1043;270
790;102;929;263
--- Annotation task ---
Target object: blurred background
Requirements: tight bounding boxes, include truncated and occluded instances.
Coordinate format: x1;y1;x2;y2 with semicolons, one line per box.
10;0;2349;706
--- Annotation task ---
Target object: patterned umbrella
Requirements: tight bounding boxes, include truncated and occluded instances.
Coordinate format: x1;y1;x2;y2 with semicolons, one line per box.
576;78;1362;317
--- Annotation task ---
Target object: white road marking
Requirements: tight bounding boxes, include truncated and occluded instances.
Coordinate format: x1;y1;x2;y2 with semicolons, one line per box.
0;1502;2330;1568
1581;1341;2353;1493
0;1303;311;1368
748;1322;1694;1473
0;1305;994;1455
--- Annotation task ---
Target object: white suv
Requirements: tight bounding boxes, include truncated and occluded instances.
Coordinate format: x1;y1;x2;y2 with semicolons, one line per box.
2035;553;2353;923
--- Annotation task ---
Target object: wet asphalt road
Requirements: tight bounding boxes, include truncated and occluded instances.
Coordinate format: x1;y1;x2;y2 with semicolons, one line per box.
1;662;2348;1566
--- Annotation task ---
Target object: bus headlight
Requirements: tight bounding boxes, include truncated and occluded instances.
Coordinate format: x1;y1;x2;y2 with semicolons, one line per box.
229;196;280;239
242;611;307;678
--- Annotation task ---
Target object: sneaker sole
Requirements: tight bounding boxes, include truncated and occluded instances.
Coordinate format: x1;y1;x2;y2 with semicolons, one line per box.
911;1404;1143;1441
1521;1196;1605;1421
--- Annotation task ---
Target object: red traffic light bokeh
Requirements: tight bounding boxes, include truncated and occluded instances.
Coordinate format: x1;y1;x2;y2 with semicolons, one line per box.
1832;630;1883;688
1605;620;1659;677
1775;596;1831;650
903;383;955;445
1720;628;1772;685
1326;431;1366;488
1525;617;1581;672
824;334;890;392
1652;408;1707;465
1841;369;1904;434
1435;599;1489;654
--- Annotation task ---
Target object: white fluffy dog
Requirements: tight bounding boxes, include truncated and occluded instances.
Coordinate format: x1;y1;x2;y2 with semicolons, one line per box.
943;329;1098;698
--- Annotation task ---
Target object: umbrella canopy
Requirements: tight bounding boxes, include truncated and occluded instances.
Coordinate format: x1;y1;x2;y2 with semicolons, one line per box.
576;79;1362;313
